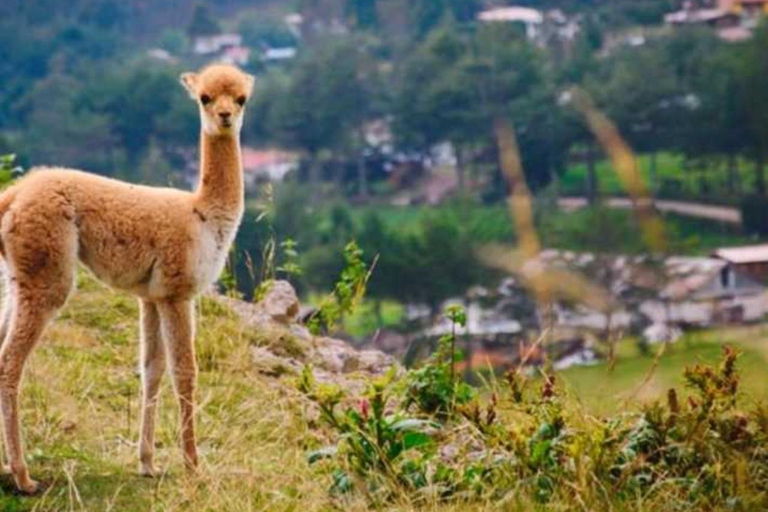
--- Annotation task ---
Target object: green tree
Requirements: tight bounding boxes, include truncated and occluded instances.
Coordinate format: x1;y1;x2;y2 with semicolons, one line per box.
739;23;768;195
187;3;220;39
267;39;370;203
346;0;379;30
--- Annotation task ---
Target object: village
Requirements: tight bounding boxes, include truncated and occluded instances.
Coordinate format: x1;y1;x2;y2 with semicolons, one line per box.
361;242;768;374
143;0;768;192
137;0;768;377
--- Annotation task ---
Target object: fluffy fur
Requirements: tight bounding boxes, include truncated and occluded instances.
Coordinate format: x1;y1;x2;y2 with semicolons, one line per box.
0;64;254;493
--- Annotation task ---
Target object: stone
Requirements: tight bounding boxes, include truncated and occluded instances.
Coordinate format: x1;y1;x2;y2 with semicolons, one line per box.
259;280;300;324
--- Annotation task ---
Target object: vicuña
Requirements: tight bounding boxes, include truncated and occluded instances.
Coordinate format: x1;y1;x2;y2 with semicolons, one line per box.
0;64;253;493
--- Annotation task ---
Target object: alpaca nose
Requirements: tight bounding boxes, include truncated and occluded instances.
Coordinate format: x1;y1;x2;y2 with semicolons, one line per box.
219;111;231;120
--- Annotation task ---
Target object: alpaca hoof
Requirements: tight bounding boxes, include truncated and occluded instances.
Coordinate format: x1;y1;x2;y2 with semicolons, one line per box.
16;478;40;495
139;464;159;478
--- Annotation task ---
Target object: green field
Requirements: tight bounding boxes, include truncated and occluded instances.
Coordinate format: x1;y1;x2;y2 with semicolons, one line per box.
559;327;768;416
559;152;761;204
347;200;750;255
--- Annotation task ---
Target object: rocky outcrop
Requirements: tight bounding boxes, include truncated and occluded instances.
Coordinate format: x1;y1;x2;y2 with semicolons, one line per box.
216;281;399;387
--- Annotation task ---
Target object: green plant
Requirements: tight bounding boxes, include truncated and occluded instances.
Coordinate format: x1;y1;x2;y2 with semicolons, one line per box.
277;238;302;279
301;337;768;508
403;305;474;420
302;366;438;497
0;154;23;187
308;241;372;334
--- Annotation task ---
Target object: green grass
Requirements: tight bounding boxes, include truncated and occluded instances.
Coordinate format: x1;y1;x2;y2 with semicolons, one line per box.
2;271;767;509
343;299;404;339
346;199;752;256
349;201;515;244
558;326;768;416
538;207;751;255
559;151;761;204
0;272;330;511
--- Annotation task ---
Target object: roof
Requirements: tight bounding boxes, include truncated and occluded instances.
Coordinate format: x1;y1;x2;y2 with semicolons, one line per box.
713;245;768;264
664;8;735;24
264;47;297;61
662;256;764;300
478;7;543;24
721;0;768;6
241;148;299;172
718;26;754;42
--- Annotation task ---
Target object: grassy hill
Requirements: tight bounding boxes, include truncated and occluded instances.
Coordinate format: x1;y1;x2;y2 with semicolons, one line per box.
0;273;331;511
1;272;767;510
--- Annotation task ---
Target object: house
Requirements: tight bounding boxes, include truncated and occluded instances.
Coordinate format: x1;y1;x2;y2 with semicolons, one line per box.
720;0;768;19
478;6;544;40
220;46;250;66
192;33;242;55
664;4;740;28
263;47;297;62
640;257;766;326
713;244;768;282
241;147;299;186
665;0;767;39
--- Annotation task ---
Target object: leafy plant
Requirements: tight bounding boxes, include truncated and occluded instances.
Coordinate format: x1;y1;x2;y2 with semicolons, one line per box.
302;366;438;497
308;241;372;334
403;305;474;420
301;339;768;509
0;154;23;187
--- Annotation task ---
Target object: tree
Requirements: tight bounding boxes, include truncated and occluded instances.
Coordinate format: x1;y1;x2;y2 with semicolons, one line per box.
239;13;297;49
739;23;768;195
187;4;220;39
346;0;379;30
267;39;370;203
395;26;557;196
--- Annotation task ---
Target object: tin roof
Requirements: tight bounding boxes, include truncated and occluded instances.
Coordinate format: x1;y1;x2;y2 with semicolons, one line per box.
713;245;768;264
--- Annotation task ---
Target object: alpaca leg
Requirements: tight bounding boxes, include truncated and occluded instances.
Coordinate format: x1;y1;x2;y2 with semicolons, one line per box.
0;204;77;493
157;300;198;470
0;285;14;476
0;296;57;494
138;300;165;477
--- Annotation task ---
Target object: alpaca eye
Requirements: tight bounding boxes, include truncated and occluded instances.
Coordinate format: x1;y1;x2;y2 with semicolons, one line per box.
236;96;246;106
200;94;212;105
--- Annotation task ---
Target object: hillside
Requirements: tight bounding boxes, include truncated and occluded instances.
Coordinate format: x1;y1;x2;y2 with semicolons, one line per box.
0;272;391;511
0;272;765;510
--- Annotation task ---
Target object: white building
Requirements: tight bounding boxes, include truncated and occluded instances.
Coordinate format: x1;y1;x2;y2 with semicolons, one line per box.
478;6;544;40
241;147;300;186
193;33;242;55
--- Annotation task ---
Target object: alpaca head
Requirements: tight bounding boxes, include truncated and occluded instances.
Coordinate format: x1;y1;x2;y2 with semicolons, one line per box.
180;64;255;136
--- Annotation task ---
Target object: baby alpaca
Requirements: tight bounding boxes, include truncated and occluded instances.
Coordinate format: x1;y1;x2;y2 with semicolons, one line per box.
0;64;254;493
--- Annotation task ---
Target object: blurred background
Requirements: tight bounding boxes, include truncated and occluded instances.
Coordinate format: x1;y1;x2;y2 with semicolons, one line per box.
1;0;768;407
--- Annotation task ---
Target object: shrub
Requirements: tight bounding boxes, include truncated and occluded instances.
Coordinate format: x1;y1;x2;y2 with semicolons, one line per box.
300;340;768;509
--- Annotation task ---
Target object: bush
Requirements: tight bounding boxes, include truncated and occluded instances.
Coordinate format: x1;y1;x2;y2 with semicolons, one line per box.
300;338;768;509
740;194;768;236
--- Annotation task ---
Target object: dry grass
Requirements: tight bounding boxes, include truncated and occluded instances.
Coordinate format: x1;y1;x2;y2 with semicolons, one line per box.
0;272;342;511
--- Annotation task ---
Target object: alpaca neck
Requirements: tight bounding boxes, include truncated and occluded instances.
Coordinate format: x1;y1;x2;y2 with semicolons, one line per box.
194;131;244;214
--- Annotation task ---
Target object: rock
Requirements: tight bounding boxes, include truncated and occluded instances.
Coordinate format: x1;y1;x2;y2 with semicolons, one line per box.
259;280;300;324
313;337;349;373
216;280;401;390
355;350;398;374
251;346;301;377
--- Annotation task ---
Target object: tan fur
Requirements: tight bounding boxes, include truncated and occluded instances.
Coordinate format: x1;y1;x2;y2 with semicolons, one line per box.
0;64;254;493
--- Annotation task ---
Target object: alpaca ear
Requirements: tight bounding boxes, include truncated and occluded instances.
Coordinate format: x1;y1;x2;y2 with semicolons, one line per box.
179;72;199;99
244;74;255;97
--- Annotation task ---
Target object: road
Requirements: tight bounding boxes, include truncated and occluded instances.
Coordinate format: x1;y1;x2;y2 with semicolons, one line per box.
557;197;741;224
